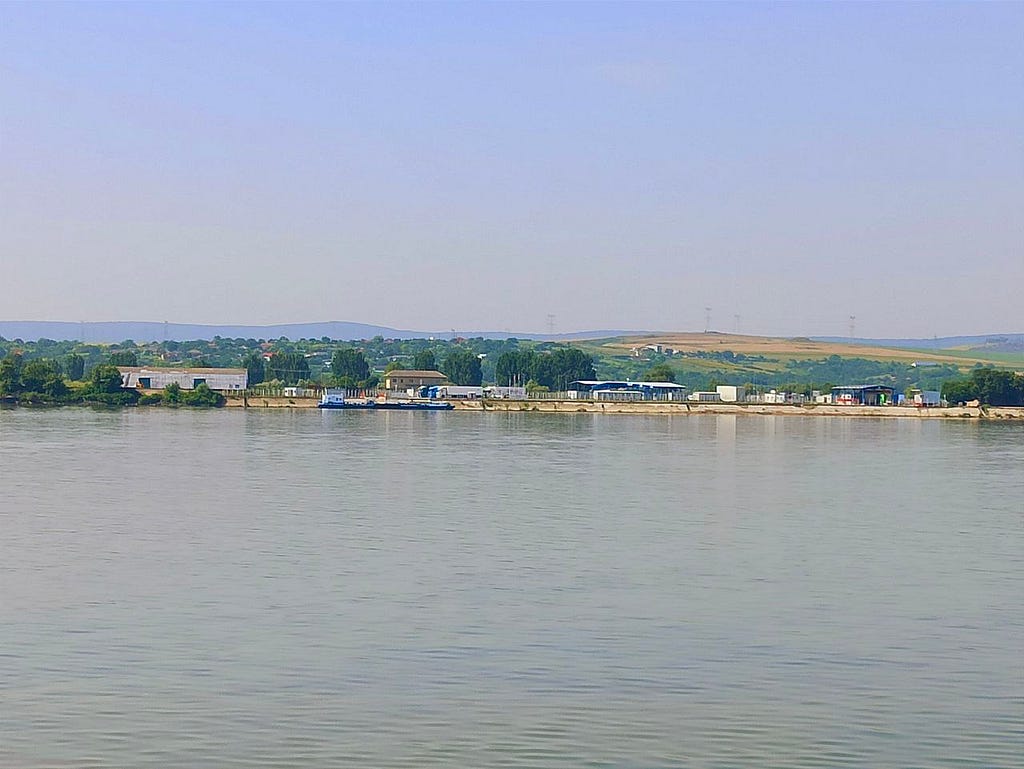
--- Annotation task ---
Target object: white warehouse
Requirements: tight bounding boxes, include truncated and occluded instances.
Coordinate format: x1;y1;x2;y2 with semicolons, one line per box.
118;367;248;391
716;385;747;403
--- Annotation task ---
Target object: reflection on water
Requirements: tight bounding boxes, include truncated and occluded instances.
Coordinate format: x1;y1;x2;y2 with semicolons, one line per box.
1;408;1022;768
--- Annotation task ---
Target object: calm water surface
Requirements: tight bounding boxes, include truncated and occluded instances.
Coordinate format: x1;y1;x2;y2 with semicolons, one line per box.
1;408;1021;768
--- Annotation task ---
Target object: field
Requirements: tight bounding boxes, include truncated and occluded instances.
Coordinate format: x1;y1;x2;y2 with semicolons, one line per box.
570;332;1023;392
594;332;1017;366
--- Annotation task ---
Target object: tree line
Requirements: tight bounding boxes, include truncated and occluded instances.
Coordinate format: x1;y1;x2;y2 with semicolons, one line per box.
242;345;597;391
494;348;596;391
941;368;1024;406
4;334;1019;402
0;353;224;407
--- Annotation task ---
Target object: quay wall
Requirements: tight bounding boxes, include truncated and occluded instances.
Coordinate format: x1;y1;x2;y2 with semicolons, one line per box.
222;394;1024;419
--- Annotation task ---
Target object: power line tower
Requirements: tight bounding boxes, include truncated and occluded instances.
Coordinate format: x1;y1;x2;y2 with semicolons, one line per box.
734;314;741;334
848;315;856;339
704;307;712;333
546;314;556;336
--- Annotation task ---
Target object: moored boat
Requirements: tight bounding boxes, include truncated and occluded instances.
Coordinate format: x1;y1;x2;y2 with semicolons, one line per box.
318;390;453;410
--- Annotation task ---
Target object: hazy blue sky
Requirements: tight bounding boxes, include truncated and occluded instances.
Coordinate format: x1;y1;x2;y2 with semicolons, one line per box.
1;2;1021;337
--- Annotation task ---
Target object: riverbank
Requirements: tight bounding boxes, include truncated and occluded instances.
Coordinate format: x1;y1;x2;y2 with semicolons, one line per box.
221;395;1024;419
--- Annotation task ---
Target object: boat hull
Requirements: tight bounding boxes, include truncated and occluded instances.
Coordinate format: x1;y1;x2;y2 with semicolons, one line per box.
318;401;453;411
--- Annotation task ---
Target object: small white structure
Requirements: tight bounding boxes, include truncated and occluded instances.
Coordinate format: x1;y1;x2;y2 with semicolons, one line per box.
283;386;310;397
716;385;746;403
484;386;527;399
430;385;484;399
914;390;942;407
119;366;248;391
688;391;722;402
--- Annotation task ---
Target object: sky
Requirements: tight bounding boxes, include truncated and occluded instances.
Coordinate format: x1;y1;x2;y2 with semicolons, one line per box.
1;2;1021;338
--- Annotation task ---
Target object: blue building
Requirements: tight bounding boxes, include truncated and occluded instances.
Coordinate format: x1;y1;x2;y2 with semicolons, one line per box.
831;385;896;406
568;380;687;401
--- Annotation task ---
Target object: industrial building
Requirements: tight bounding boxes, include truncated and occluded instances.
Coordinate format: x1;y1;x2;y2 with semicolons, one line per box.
567;381;687;401
119;367;248;391
912;390;942;407
831;385;896;406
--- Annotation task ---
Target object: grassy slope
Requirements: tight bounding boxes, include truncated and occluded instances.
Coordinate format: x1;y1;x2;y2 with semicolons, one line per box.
573;332;1023;385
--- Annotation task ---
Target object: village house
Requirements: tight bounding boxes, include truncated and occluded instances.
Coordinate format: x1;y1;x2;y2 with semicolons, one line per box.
383;369;449;391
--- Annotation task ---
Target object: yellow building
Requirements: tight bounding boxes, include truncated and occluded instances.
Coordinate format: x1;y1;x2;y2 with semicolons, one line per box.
383;369;449;391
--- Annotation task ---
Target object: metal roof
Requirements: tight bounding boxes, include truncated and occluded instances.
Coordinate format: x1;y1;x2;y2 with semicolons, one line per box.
570;380;686;389
830;384;895;391
384;370;447;377
118;366;247;375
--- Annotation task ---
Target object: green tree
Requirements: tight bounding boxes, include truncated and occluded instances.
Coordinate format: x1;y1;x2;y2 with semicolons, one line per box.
64;353;85;381
21;359;67;398
941;378;974;404
646;363;676;382
331;348;370;382
90;364;127;394
242;352;265;386
494;350;536;386
0;353;24;395
163;382;183;404
266;352;310;385
182;383;225;407
413;349;436;371
530;347;596;391
443;349;483;386
970;368;1024;406
82;363;138;405
108;350;139;366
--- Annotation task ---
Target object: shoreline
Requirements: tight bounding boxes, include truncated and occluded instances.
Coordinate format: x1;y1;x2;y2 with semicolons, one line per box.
222;395;1023;419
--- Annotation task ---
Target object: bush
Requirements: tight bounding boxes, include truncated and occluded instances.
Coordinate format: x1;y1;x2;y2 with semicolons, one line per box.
163;382;182;404
83;390;140;406
89;364;127;394
18;391;56;405
182;383;225;407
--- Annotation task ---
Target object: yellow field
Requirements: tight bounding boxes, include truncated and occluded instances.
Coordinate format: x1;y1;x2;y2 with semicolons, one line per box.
595;332;1000;366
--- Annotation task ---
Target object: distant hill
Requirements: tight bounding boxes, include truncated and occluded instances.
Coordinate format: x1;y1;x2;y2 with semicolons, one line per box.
813;334;1024;353
0;320;642;343
4;321;1020;351
599;332;1013;366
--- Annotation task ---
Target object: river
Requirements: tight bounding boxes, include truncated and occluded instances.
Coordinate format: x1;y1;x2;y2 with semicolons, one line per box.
1;407;1021;767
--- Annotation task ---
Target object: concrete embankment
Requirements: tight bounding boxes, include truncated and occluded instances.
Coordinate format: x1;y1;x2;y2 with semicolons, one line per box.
223;394;1023;419
450;400;1007;418
225;395;320;408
